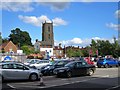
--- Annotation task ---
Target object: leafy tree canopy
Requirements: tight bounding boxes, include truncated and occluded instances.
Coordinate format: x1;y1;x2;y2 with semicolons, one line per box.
9;28;32;48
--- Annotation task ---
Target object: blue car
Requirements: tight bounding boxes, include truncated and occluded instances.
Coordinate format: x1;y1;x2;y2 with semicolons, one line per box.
97;58;119;68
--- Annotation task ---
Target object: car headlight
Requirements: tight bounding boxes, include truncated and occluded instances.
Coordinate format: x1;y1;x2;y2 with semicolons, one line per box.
44;66;50;69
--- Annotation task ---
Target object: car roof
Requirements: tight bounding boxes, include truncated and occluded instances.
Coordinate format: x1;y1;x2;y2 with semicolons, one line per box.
0;61;24;65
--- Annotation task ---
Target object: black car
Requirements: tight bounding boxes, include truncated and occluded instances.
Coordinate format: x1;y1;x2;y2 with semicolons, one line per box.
41;60;72;75
53;61;96;78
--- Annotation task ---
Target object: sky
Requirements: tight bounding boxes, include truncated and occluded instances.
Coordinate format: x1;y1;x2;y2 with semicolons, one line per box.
0;0;119;47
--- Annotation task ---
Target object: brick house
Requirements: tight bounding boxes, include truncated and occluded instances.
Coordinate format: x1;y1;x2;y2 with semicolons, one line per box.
0;41;18;53
53;44;64;59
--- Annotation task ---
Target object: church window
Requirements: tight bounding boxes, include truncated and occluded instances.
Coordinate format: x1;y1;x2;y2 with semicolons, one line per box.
48;26;50;32
48;34;50;39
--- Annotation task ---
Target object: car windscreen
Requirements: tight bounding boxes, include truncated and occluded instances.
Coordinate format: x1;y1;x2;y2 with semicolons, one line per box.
55;61;70;66
65;62;75;68
36;60;49;64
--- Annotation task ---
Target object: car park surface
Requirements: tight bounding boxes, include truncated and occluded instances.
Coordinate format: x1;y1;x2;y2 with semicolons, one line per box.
2;67;119;90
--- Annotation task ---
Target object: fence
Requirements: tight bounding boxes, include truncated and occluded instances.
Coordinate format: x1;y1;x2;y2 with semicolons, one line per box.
0;53;27;63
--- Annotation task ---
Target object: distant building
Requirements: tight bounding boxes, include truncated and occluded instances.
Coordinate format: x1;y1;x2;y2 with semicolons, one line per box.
0;41;18;53
34;21;54;59
34;21;54;49
53;43;64;59
40;21;54;48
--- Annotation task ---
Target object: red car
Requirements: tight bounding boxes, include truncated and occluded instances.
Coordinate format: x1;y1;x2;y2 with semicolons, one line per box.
84;57;94;65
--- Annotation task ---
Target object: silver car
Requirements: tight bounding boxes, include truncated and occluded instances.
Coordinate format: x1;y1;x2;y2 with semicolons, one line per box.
0;62;41;81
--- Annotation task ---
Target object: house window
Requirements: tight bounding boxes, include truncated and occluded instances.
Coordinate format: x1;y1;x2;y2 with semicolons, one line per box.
36;46;39;50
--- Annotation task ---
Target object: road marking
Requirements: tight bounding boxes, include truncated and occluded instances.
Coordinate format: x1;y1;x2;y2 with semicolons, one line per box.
41;75;111;88
105;85;120;90
91;75;109;78
61;79;67;80
7;84;16;89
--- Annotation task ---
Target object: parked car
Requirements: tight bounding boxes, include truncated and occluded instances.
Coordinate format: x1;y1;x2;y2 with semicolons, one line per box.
0;62;41;81
84;57;94;65
53;60;96;78
24;59;40;66
97;58;119;68
29;60;50;69
41;60;72;75
118;60;120;66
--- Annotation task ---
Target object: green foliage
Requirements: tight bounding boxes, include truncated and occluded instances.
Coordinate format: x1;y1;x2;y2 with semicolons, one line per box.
9;28;32;48
0;34;2;44
21;45;34;55
66;47;83;58
65;37;120;58
90;38;120;58
1;48;5;53
33;50;40;54
2;38;9;43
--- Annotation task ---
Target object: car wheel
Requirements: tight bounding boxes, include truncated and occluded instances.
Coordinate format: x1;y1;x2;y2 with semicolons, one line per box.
98;65;101;68
29;73;38;81
88;69;94;76
67;71;72;78
116;64;119;67
1;76;4;83
104;64;109;68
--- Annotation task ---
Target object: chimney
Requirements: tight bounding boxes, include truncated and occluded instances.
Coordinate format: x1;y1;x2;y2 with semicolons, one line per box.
59;43;61;48
36;39;38;42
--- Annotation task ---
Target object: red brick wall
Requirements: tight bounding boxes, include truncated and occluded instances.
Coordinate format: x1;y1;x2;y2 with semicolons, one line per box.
4;41;18;53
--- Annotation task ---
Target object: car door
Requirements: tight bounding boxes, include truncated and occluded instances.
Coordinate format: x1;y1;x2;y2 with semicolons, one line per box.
74;62;86;75
2;63;15;79
12;64;30;79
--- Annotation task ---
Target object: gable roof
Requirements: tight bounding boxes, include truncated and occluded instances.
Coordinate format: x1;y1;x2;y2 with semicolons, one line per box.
0;41;9;48
0;41;18;49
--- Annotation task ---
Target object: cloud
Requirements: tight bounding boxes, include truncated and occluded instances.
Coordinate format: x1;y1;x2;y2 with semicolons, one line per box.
54;38;83;46
35;1;70;11
1;0;70;12
106;23;120;31
54;37;114;47
0;0;32;2
52;18;67;26
115;10;120;18
0;1;34;12
18;15;67;27
1;0;119;2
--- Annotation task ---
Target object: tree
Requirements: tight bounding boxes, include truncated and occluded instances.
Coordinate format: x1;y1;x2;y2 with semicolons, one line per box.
0;34;2;44
9;28;32;48
2;38;9;43
21;45;34;55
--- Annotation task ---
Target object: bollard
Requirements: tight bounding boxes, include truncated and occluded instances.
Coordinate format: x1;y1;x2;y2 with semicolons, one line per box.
39;74;45;86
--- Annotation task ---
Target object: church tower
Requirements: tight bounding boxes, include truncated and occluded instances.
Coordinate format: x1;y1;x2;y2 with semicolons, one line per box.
40;21;54;48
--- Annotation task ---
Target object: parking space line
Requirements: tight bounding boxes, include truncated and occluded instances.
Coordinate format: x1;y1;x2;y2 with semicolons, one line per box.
7;84;16;89
105;85;120;90
61;79;67;80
